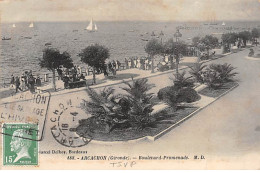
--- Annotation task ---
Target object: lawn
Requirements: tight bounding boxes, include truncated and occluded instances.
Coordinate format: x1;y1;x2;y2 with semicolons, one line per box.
198;82;238;98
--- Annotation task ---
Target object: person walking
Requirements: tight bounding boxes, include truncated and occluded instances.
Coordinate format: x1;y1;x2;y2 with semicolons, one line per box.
134;57;137;68
116;60;121;71
57;68;63;80
10;74;15;89
145;58;149;70
125;58;129;69
15;76;22;93
137;57;141;69
128;59;131;69
28;74;35;93
36;76;42;87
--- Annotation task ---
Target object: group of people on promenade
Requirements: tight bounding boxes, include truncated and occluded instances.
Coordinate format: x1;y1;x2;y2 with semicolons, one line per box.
124;57;153;70
10;70;42;93
8;55;176;92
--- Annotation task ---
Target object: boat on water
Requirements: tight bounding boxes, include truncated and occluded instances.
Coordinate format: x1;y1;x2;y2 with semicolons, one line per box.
151;31;156;36
2;37;11;40
85;18;97;32
141;38;149;41
24;36;32;39
222;22;226;26
29;22;34;28
12;24;16;28
159;31;164;36
45;42;52;46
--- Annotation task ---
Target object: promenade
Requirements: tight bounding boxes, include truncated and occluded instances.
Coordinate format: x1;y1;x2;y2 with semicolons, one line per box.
32;46;260;169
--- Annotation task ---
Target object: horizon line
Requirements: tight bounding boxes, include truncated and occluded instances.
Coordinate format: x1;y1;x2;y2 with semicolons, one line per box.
1;19;260;24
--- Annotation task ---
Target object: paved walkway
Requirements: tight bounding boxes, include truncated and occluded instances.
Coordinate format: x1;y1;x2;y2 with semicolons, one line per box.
2;47;260;169
23;47;258;169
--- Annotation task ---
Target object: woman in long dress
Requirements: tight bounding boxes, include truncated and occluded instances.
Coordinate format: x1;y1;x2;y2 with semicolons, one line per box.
137;58;141;69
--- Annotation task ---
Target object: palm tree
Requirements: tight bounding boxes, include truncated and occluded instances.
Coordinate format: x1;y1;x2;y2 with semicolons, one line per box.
80;87;129;132
189;62;207;83
121;78;156;130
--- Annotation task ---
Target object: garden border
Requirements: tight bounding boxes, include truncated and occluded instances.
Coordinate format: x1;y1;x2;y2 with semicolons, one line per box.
87;82;239;145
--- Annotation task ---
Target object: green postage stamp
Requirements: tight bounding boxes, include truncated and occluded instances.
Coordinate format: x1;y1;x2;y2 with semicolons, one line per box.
2;123;38;166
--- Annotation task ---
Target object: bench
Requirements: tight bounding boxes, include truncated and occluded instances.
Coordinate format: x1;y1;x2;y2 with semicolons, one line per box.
68;80;86;89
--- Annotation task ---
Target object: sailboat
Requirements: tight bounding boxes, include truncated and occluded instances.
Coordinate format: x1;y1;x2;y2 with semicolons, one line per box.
12;24;16;28
222;22;226;26
85;18;98;32
29;22;34;28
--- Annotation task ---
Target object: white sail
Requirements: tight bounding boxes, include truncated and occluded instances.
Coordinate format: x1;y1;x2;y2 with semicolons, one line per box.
86;19;93;31
86;18;97;32
222;22;226;26
12;24;16;28
29;22;34;28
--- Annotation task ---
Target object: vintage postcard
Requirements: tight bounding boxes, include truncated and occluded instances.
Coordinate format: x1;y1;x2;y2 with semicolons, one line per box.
0;0;260;170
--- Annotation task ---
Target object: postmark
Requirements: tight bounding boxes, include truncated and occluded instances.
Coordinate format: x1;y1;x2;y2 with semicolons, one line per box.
2;123;38;166
50;96;92;147
0;89;51;141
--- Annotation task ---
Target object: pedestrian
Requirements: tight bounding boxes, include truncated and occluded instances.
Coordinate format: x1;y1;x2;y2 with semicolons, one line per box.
63;75;70;89
134;57;137;68
137;57;141;69
116;60;121;70
10;74;15;88
79;74;86;81
125;58;129;69
57;68;63;80
145;58;149;70
36;76;41;87
15;76;22;93
28;74;35;93
128;59;131;69
24;71;29;88
131;58;135;68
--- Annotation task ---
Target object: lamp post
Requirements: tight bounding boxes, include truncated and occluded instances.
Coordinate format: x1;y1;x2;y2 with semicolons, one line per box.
173;29;182;78
174;29;182;42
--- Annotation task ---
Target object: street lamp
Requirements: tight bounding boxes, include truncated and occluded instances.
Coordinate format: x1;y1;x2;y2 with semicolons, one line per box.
173;29;182;79
174;29;182;42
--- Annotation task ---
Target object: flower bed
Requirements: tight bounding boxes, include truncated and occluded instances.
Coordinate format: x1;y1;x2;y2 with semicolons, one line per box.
76;106;199;142
198;82;238;98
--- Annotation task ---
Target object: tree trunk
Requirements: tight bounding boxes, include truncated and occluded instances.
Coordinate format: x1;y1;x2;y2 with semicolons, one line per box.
175;55;179;79
151;56;154;73
176;61;179;79
93;67;96;84
52;69;56;91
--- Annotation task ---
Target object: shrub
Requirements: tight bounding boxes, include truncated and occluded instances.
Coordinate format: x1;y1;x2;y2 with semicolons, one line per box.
177;87;201;103
203;63;238;89
173;71;194;89
79;87;129;133
189;62;207;83
121;78;156;130
158;85;200;110
209;63;238;83
203;69;222;89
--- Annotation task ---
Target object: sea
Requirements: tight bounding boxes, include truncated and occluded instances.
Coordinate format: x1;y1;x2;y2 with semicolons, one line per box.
1;21;260;87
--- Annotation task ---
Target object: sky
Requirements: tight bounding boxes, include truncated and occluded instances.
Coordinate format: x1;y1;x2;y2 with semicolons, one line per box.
0;0;260;22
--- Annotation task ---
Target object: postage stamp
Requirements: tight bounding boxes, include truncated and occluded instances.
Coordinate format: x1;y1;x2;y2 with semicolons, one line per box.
2;123;38;166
